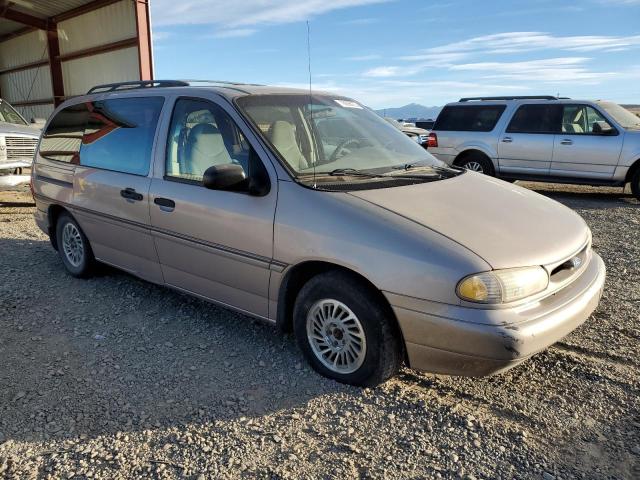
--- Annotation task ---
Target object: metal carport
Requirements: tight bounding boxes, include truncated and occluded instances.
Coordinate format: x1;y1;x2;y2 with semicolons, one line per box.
0;0;153;121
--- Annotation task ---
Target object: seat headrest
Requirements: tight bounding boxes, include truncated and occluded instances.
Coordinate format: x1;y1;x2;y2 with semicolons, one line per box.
269;121;297;145
191;123;219;136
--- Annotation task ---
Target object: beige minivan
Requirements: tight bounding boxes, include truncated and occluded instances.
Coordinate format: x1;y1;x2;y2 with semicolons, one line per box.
32;80;606;386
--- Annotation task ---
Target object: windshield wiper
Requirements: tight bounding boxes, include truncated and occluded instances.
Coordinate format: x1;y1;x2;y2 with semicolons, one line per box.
391;163;420;170
327;168;379;177
318;167;449;182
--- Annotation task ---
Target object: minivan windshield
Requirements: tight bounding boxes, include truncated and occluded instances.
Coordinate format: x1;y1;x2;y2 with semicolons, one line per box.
236;94;445;183
0;100;27;126
597;101;640;129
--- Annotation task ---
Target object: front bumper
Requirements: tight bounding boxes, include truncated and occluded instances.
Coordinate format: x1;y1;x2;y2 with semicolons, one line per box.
386;251;606;376
0;160;31;187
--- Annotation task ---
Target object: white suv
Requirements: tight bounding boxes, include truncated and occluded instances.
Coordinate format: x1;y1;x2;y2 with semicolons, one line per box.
428;96;640;198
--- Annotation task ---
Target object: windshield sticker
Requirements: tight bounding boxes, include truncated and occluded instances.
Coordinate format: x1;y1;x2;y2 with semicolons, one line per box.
334;99;363;109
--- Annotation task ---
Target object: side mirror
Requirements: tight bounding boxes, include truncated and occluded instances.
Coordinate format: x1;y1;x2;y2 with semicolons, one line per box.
202;164;247;191
592;121;615;135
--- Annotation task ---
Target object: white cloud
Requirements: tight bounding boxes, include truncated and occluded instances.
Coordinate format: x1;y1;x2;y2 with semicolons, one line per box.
210;28;257;38
363;66;401;77
151;0;393;27
361;32;639;85
425;32;640;56
451;57;616;84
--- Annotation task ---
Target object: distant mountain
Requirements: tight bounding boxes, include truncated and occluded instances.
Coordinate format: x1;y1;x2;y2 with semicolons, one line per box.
375;103;441;120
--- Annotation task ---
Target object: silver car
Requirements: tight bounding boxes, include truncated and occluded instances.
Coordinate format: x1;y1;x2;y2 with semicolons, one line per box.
428;96;640;199
31;81;606;386
0;98;42;188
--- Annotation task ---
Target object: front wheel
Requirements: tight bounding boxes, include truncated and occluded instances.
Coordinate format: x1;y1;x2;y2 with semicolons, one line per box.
56;212;95;278
457;154;495;176
293;271;403;387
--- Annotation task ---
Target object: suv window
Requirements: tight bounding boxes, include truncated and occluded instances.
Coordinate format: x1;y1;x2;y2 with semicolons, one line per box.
166;98;251;182
506;104;562;134
434;105;506;132
39;103;90;163
81;97;164;175
562;105;613;134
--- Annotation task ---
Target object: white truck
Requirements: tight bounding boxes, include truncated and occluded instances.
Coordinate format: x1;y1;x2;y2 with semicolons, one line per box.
0;98;42;188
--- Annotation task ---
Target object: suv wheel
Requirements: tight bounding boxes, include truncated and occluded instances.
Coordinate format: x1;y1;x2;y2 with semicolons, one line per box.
457;153;495;176
631;167;640;200
293;271;403;387
56;212;95;278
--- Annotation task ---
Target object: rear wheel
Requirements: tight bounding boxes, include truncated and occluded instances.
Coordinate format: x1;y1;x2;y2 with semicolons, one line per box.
56;212;95;278
293;271;403;387
631;167;640;200
457;153;495;176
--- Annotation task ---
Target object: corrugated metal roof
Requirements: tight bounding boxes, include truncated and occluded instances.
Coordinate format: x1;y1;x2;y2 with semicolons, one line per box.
4;0;96;20
0;0;99;36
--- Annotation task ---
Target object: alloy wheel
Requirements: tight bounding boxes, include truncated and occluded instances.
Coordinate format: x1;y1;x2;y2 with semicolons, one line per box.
62;222;84;267
306;299;367;374
464;161;484;172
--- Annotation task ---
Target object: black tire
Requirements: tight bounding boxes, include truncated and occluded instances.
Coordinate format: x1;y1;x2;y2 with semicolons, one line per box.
55;212;95;278
631;167;640;200
293;271;403;387
457;153;495;176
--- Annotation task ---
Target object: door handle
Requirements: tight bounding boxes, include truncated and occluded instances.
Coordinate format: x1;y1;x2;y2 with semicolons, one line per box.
154;197;175;209
501;137;513;143
120;188;143;201
560;139;573;145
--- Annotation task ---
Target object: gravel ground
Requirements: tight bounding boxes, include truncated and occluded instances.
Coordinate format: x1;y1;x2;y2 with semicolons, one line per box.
0;182;638;480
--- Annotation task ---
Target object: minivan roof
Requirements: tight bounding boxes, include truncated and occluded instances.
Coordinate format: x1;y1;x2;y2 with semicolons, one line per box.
82;79;336;100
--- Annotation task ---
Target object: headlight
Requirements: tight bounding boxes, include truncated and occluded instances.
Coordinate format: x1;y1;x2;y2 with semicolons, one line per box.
457;266;549;304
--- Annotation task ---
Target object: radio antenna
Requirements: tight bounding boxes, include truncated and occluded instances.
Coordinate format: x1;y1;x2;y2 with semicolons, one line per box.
306;20;316;188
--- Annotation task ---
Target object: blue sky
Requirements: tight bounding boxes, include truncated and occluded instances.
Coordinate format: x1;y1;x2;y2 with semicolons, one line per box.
150;0;640;109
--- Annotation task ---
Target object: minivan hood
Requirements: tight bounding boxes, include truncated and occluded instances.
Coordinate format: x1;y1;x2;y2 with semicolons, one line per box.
348;172;589;269
0;121;41;136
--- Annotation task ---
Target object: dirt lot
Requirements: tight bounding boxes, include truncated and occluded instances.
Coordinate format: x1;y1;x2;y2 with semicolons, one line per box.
0;182;638;479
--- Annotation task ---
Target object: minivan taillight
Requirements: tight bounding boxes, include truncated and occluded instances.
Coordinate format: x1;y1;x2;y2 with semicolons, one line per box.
427;132;438;148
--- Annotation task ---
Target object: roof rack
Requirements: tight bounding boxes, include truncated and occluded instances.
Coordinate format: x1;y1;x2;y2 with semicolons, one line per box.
87;80;190;94
180;79;264;87
459;96;560;102
87;79;265;95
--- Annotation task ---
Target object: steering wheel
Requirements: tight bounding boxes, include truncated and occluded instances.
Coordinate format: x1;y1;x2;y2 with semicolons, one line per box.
329;138;361;163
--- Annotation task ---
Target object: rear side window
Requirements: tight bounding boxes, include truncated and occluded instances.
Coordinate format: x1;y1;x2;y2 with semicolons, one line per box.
506;104;562;134
39;103;89;163
434;105;506;132
81;97;164;175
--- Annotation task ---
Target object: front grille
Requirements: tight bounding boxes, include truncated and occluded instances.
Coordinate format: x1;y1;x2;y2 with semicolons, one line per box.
5;136;37;160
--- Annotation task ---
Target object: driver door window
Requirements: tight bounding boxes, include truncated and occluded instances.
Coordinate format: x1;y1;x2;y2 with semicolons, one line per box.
561;105;614;134
166;99;250;182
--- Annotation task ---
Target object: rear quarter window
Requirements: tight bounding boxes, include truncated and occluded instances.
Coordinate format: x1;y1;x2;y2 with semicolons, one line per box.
434;105;506;132
39;103;90;163
81;97;164;175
